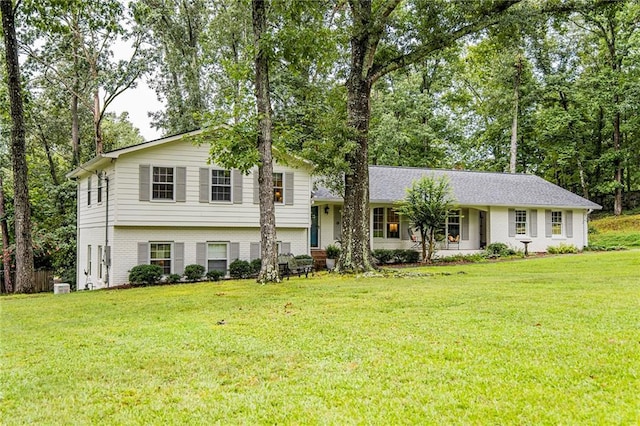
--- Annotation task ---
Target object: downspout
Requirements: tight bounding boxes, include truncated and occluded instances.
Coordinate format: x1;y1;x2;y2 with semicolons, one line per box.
104;173;110;287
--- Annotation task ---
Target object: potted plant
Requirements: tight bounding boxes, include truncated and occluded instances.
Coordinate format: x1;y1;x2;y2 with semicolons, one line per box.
325;244;340;270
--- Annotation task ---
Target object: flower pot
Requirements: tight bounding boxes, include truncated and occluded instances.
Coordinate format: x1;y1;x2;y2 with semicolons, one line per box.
325;258;336;270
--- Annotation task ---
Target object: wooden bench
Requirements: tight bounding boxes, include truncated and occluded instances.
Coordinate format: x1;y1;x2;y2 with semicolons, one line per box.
278;253;314;280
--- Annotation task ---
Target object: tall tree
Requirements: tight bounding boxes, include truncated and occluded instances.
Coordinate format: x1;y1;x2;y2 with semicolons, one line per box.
1;0;35;293
0;173;12;293
337;0;520;273
252;0;279;283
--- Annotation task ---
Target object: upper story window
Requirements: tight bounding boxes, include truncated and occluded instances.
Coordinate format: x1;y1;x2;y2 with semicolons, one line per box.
97;174;103;204
211;169;231;202
273;172;284;204
87;176;92;206
386;209;400;239
552;211;563;236
152;167;174;200
515;209;527;235
373;207;384;238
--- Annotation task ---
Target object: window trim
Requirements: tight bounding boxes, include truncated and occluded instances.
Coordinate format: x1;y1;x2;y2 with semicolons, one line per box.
151;166;176;202
87;176;92;206
97;174;103;204
149;242;173;274
210;168;233;203
386;208;400;239
373;207;384;238
447;209;461;240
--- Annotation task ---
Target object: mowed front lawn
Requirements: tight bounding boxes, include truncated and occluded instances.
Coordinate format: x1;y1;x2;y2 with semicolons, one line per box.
2;251;639;424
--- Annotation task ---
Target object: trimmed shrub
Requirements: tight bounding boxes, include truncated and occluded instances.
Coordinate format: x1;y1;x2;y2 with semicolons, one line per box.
547;243;578;254
184;264;205;282
229;259;251;279
206;270;224;282
128;264;163;286
372;249;394;264
250;258;262;275
398;249;420;264
485;242;516;257
166;273;182;284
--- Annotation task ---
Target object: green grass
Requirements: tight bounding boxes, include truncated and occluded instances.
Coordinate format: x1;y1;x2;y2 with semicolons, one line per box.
2;251;640;424
590;213;640;248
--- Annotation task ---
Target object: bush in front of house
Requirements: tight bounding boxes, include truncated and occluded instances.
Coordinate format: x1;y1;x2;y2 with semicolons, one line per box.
250;258;262;275
229;259;252;279
129;264;163;286
184;264;205;282
393;249;420;264
166;273;182;284
206;270;224;281
485;242;516;257
547;243;578;254
372;249;394;264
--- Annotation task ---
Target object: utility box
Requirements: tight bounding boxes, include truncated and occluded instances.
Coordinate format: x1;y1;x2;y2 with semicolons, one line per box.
54;283;70;294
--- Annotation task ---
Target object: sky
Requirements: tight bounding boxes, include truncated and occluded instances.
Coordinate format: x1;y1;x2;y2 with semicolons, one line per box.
106;76;164;141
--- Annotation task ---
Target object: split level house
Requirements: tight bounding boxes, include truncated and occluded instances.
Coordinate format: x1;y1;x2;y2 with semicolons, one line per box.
67;130;601;289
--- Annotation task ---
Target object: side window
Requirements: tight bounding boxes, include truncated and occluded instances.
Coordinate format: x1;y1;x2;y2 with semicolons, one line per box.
152;167;175;200
87;176;92;206
386;208;399;239
552;211;563;236
447;210;461;239
97;174;103;204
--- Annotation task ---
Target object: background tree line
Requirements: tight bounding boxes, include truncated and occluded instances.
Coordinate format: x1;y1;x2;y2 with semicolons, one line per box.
2;0;639;289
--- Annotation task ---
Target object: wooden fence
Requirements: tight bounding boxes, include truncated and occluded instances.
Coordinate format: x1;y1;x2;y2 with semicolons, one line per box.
0;270;55;294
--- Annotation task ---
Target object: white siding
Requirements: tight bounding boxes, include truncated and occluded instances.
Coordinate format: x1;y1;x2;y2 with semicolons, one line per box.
107;226;308;286
111;141;311;227
488;206;589;252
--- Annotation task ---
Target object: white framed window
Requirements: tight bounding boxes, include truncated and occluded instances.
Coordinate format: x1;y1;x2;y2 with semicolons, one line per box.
152;167;175;200
97;174;103;204
515;210;528;235
273;172;284;204
211;169;232;202
87;176;92;206
447;210;461;240
373;207;384;238
150;242;172;274
552;211;563;236
86;245;92;276
207;242;228;273
386;208;400;239
97;246;103;279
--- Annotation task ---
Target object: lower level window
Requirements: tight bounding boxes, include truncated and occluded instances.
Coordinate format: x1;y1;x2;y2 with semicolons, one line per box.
208;243;228;273
150;242;172;274
515;210;527;235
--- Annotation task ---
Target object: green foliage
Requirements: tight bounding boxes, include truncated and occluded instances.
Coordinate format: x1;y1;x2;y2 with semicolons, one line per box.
183;264;205;282
395;175;456;262
485;243;517;258
437;253;488;264
166;273;182;284
229;259;251;279
128;264;163;286
325;244;340;259
546;243;578;254
372;249;394;264
393;249;420;264
206;270;224;282
250;258;262;275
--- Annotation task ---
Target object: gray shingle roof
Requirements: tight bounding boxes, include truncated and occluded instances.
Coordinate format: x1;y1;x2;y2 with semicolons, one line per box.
314;166;602;210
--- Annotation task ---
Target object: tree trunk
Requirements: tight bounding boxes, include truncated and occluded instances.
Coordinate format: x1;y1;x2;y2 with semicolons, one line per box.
0;174;13;293
1;0;35;293
613;109;622;215
509;55;522;174
252;0;279;283
94;85;103;155
338;25;374;273
71;92;81;164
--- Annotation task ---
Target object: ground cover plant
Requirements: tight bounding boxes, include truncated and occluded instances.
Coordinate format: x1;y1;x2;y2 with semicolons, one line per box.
2;251;639;424
589;213;640;249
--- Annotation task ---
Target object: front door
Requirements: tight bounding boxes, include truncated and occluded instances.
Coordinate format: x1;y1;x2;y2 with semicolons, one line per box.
311;206;319;248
